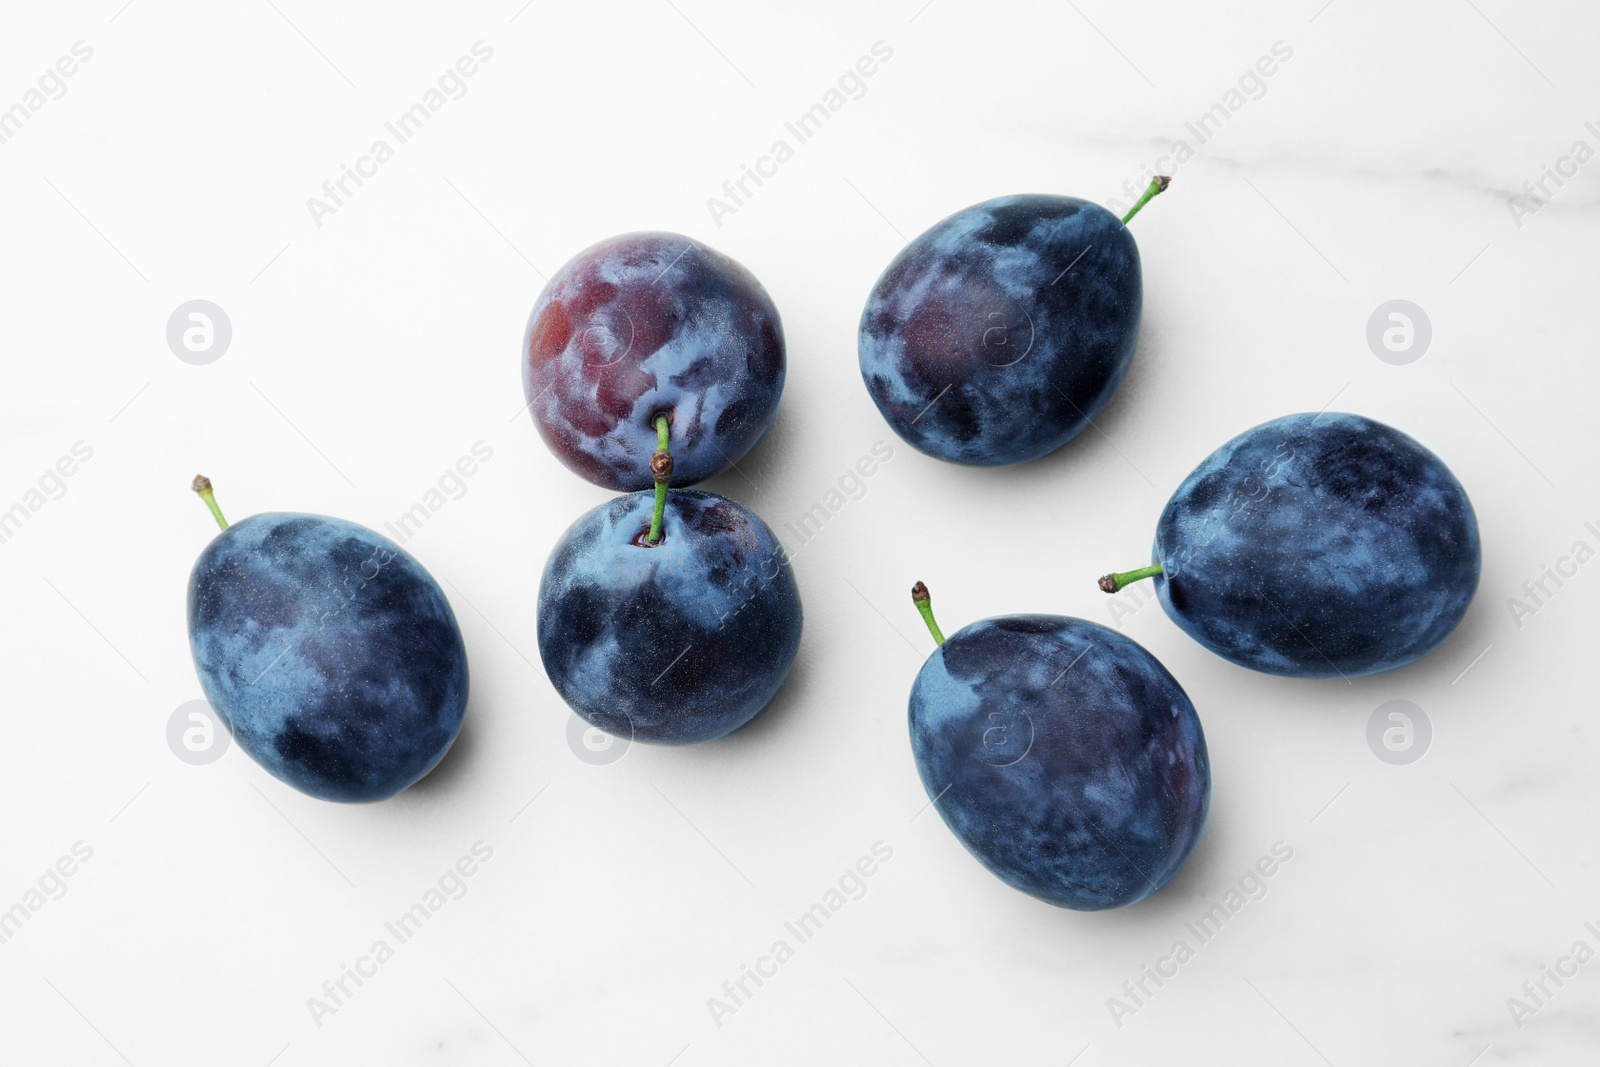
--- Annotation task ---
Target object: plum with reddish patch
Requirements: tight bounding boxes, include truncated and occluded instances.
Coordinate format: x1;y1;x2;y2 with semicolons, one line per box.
523;232;785;491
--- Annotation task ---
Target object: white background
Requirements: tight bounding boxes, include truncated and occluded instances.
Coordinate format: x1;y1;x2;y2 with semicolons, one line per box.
1;1;1597;1063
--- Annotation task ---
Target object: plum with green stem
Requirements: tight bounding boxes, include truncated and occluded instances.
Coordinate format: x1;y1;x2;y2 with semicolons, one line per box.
537;417;802;744
186;477;468;802
1098;412;1481;677
859;177;1170;466
905;582;1210;910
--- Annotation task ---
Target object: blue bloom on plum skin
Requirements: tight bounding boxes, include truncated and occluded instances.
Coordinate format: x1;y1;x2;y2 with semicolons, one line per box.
537;490;802;745
188;514;469;803
524;232;786;491
859;195;1142;466
909;615;1210;911
1152;412;1482;678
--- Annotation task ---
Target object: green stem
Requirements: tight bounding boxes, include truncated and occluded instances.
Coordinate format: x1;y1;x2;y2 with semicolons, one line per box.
911;581;945;646
1121;176;1171;224
646;415;671;545
1098;563;1163;594
192;474;228;531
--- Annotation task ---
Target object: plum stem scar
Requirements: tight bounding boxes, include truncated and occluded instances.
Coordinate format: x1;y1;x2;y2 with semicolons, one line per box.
912;581;945;646
192;474;229;531
647;415;671;545
1120;176;1171;225
1099;563;1163;593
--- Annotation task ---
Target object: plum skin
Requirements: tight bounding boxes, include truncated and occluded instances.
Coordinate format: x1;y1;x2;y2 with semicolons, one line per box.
859;194;1141;466
523;232;786;492
187;514;468;803
909;615;1210;911
1153;412;1482;677
537;489;802;745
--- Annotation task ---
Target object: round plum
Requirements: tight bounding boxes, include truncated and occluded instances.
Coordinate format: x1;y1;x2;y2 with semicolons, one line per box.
537;489;802;744
523;232;785;491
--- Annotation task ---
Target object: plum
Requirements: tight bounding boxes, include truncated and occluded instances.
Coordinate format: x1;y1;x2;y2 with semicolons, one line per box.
523;232;785;491
537;488;801;744
186;479;468;802
1100;412;1482;677
858;180;1167;466
907;585;1210;910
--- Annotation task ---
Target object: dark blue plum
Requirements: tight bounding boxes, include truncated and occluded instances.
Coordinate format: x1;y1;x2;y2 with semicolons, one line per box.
537;489;802;744
909;615;1210;910
1148;412;1481;677
188;514;468;802
523;232;786;491
859;194;1143;465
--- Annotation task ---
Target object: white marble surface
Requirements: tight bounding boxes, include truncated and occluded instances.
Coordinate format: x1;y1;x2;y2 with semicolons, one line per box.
1;1;1596;1063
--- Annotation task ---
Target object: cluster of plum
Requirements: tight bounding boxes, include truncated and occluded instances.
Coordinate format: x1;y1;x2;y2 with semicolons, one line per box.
522;234;802;747
872;181;1479;910
185;177;1480;915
